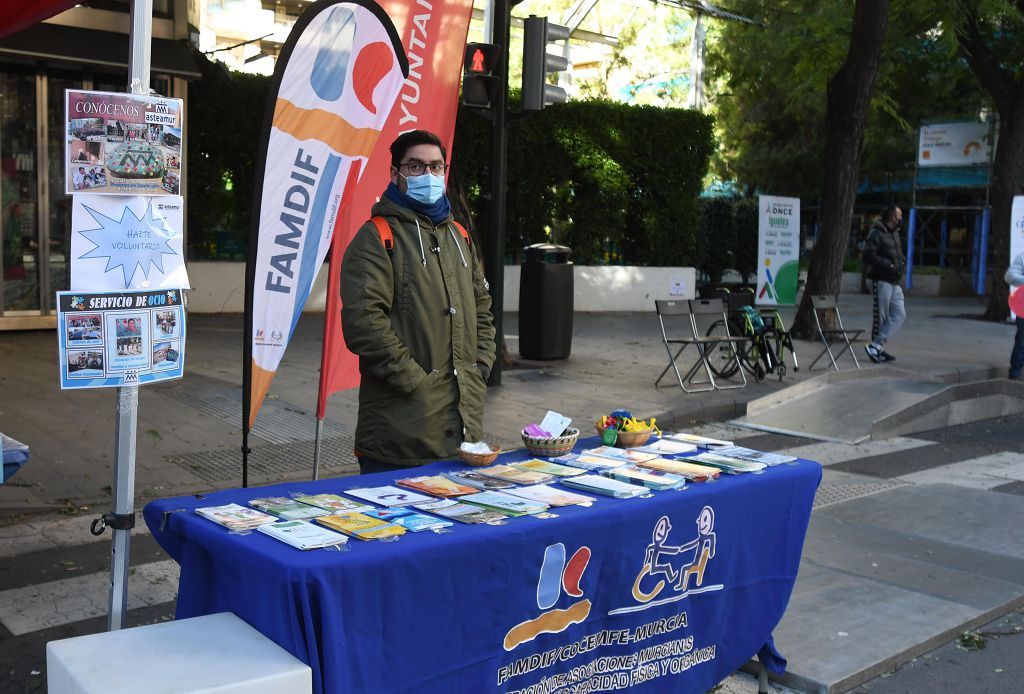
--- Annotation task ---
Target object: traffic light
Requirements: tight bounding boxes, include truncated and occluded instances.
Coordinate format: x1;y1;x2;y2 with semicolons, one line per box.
462;43;501;109
522;15;570;111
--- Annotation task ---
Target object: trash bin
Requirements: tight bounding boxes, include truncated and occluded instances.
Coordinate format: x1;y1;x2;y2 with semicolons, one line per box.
519;243;573;360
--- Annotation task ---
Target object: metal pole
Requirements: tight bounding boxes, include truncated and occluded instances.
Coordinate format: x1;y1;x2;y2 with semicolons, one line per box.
484;0;510;386
312;418;324;481
688;13;705;110
107;0;152;633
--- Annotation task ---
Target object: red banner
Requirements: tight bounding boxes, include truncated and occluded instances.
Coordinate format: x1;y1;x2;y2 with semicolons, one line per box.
317;0;475;418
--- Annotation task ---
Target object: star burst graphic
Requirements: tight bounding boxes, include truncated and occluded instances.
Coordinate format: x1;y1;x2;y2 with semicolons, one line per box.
78;201;178;288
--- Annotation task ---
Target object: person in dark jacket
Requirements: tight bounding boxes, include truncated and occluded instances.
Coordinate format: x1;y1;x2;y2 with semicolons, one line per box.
862;205;906;363
341;130;496;474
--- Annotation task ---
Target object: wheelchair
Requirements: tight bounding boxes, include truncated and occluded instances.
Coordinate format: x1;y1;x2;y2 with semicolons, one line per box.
700;288;799;383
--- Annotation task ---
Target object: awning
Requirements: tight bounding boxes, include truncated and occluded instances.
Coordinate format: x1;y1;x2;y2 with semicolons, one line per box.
0;23;201;79
0;0;79;39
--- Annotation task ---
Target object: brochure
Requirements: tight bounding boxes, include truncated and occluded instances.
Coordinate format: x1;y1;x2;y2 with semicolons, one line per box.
257;520;349;550
249;496;329;520
712;446;796;466
691;452;767;474
637;458;721;481
396;475;477;497
293;493;374;514
512;459;588;478
316;512;406;540
443;470;517;491
504;484;595;507
362;507;453;532
459;491;549;516
629;439;698;456
195;503;276;531
553;453;627;472
561;474;648;499
414;498;509;524
603;465;687;490
581;446;659;464
664;432;734;449
476;464;554;486
344;485;435;507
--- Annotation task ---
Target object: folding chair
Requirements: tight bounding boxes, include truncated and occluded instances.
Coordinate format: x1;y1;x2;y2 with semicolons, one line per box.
655;299;747;393
808;294;863;371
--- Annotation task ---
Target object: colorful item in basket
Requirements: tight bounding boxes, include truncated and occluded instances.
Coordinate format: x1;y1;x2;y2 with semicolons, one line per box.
257;520;349;550
596;413;661;435
316;512;406;540
396;475;477;497
582;446;658;464
665;432;733;449
691;452;767;474
292;493;375;514
513;459;588;478
637;458;721;481
504;484;595;507
444;470;517;490
195;503;276;531
629;438;698;456
344;485;435;507
414;498;509;524
603;465;687;490
477;464;555;485
362;507;454;532
712;446;796;466
552;453;628;472
561;474;648;499
460;491;549;516
249;496;330;520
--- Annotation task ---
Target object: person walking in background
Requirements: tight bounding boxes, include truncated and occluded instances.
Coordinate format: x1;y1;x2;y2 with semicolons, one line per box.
862;205;906;363
1006;251;1024;379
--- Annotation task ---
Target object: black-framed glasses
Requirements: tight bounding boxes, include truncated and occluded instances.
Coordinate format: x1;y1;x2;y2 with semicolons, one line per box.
399;161;448;176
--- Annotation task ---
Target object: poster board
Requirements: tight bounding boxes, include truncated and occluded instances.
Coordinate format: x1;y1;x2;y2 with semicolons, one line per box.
756;196;800;306
918;122;991;168
65;89;184;196
57;289;185;389
1011;196;1024;319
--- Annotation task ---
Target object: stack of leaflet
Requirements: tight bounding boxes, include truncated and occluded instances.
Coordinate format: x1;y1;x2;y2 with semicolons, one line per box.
257;520;349;550
581;446;659;465
505;484;595;507
629;438;698;457
512;459;587;478
712;446;796;466
249;496;329;520
413;498;508;524
603;465;687;490
396;475;476;497
637;458;721;482
293;493;374;514
443;470;516;490
317;512;406;540
691;452;766;474
665;432;733;449
562;474;648;499
477;464;554;486
552;453;627;472
362;507;453;532
195;503;276;531
460;491;549;516
344;485;435;507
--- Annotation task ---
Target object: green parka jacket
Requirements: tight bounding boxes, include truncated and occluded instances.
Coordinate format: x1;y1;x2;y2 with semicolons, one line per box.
340;197;496;467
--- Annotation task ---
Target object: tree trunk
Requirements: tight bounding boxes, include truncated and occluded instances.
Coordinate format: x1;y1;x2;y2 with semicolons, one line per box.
957;9;1024;321
790;0;890;339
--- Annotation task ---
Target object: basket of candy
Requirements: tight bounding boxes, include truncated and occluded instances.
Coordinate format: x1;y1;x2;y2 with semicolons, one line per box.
521;427;580;457
595;410;660;448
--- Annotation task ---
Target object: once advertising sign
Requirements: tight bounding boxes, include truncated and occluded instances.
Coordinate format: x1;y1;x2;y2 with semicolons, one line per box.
756;195;800;306
56;288;185;389
918;122;992;168
65;89;184;195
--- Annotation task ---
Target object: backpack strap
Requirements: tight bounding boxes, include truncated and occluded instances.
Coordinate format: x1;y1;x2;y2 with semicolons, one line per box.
450;220;472;247
370;216;393;256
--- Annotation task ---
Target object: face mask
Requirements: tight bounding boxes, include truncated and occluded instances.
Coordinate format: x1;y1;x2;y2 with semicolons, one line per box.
403;172;446;205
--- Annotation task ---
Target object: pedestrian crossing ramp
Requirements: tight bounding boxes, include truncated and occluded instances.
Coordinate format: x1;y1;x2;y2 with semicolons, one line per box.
731;366;1024;444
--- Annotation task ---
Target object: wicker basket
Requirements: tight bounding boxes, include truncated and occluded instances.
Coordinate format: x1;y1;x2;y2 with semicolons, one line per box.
521;427;580;457
458;444;501;467
595;423;654;448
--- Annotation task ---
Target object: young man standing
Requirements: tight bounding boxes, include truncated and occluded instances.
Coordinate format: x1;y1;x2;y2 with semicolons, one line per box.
341;130;496;475
862;205;906;363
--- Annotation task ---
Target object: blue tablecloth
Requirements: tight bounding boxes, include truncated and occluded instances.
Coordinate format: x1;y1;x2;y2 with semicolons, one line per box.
144;441;820;694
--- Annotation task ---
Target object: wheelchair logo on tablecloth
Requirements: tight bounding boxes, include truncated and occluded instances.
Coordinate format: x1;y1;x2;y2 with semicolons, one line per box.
503;543;592;651
608;507;723;616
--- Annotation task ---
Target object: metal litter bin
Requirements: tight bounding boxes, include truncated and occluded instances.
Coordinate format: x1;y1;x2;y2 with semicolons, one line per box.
519;243;573;360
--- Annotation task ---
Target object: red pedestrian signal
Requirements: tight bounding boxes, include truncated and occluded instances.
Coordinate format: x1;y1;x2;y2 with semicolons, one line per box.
462;43;501;109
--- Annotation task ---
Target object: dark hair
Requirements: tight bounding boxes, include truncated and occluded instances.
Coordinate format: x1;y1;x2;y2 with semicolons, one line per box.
881;204;900;223
390;130;446;168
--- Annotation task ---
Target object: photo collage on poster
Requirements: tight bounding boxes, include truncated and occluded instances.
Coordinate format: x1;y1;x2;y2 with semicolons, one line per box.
65;90;184;196
57;289;185;389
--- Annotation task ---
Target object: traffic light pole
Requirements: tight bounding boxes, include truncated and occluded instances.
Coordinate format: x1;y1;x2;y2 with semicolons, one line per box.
484;0;512;387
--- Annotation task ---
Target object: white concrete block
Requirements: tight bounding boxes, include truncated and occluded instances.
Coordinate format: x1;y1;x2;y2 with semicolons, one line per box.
46;612;311;694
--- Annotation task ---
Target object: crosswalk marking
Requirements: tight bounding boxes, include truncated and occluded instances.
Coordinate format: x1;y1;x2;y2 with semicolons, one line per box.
0;514;151;560
780;437;933;467
0;560;178;636
897;452;1024;490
